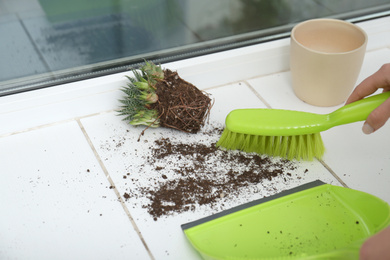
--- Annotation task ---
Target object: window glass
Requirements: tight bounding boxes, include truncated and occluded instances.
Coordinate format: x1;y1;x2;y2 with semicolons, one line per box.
1;0;389;95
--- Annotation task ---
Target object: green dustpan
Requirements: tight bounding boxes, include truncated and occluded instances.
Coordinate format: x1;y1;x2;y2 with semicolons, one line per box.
182;180;390;260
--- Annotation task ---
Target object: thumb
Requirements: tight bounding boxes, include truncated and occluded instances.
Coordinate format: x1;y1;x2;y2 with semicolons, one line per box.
362;97;390;134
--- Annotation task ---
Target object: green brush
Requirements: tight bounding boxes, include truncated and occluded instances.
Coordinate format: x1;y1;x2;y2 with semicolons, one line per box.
216;92;390;161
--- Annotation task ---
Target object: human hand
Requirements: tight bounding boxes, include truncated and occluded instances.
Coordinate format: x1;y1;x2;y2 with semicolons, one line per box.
360;225;390;259
345;63;390;134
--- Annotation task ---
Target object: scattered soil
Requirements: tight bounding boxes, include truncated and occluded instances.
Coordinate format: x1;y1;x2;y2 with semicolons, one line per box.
151;69;212;133
119;126;307;221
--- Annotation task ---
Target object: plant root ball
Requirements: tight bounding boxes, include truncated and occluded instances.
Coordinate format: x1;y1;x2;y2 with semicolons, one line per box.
152;69;212;133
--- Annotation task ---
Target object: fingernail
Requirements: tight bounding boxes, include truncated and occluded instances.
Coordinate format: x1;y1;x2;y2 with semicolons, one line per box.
362;123;374;135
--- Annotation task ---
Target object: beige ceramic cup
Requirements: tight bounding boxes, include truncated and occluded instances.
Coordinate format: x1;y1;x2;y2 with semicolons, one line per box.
290;19;367;107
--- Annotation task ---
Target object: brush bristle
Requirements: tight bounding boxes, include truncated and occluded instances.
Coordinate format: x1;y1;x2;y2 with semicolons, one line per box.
216;129;325;161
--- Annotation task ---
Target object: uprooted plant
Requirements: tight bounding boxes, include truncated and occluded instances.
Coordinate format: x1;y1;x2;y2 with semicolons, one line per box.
118;61;212;137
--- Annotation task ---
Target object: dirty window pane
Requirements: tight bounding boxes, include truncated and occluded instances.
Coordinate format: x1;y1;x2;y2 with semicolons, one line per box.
1;0;389;95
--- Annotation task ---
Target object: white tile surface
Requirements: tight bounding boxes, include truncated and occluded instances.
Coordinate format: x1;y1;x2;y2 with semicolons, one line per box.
321;121;390;203
246;71;342;114
207;82;268;120
0;121;150;260
357;48;390;83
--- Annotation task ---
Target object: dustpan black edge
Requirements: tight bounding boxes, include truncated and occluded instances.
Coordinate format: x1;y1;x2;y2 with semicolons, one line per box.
181;180;326;231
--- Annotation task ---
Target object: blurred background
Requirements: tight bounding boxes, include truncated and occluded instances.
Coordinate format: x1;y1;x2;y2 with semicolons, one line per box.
1;0;389;95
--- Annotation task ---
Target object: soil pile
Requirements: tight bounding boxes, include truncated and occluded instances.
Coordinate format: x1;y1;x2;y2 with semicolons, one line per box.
121;127;306;220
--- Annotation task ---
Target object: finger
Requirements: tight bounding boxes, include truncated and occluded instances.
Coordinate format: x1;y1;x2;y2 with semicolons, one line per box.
363;96;390;134
346;78;380;105
360;226;390;259
346;64;390;104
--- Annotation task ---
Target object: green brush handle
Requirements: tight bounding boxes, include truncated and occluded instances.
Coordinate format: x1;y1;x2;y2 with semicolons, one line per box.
329;91;390;126
225;92;390;136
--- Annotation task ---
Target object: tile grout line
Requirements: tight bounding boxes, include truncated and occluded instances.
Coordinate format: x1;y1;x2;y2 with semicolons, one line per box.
318;159;349;188
76;119;156;260
202;70;291;92
0;110;116;139
243;80;273;108
0;118;77;139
